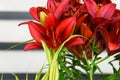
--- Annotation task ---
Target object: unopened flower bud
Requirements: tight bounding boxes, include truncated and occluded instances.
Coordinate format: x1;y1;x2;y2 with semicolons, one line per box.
39;11;47;25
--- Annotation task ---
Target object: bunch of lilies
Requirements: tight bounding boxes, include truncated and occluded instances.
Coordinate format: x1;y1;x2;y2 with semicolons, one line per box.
19;0;120;80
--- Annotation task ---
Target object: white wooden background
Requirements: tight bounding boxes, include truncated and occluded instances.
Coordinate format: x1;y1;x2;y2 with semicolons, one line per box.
0;0;120;73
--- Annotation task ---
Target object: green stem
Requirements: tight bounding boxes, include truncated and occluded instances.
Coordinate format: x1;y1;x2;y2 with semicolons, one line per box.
82;50;93;80
82;50;89;66
89;66;93;80
89;51;95;80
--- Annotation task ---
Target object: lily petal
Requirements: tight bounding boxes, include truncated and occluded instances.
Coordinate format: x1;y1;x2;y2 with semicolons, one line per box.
84;0;98;18
108;42;120;55
30;7;49;22
47;0;57;13
24;42;42;51
80;23;92;42
30;7;40;21
56;17;76;42
54;0;70;19
27;21;45;40
95;17;110;25
65;37;84;47
19;21;49;42
112;15;120;22
37;7;49;16
76;14;88;27
44;13;57;29
96;3;116;19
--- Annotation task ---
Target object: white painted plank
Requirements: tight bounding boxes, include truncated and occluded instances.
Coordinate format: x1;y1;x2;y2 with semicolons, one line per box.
0;0;47;11
0;50;47;73
0;0;120;74
0;50;119;73
0;0;119;12
0;20;32;42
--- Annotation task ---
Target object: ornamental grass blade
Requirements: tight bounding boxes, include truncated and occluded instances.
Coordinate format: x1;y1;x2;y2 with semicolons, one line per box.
8;39;34;50
35;65;44;80
41;40;52;65
49;59;59;80
49;35;81;80
56;35;83;54
12;73;19;80
26;72;28;80
41;72;49;80
0;74;3;80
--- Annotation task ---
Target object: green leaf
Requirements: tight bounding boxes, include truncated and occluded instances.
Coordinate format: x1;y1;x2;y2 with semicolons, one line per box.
109;62;117;74
95;65;103;74
114;53;120;61
104;74;120;80
61;62;73;77
59;72;66;80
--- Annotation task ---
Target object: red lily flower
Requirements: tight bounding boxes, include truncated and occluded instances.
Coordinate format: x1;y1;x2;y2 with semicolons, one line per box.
84;0;116;19
84;0;120;54
84;0;120;24
107;21;120;55
67;0;120;58
68;23;93;59
90;24;120;55
29;0;70;23
19;0;84;51
19;13;83;50
20;0;120;58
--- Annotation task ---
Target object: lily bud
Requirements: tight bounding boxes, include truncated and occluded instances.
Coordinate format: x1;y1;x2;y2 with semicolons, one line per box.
39;11;47;25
